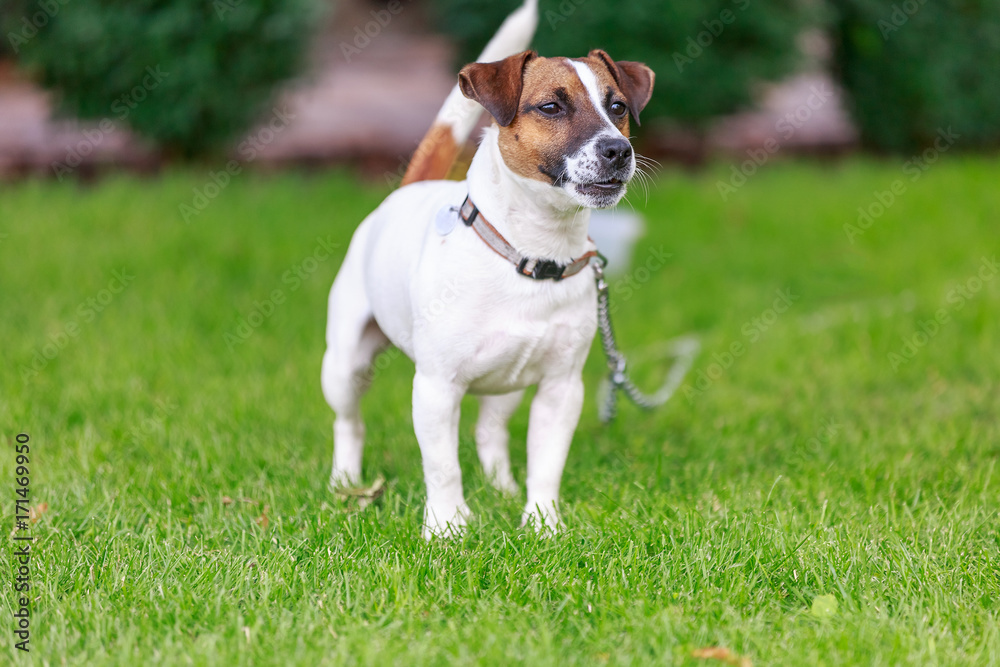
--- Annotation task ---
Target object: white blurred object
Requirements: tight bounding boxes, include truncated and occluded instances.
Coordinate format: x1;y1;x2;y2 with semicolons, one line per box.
588;209;645;276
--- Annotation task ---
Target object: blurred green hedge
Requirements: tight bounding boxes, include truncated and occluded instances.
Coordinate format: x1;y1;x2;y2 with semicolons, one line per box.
430;0;808;127
5;0;320;157
831;0;1000;152
6;0;1000;160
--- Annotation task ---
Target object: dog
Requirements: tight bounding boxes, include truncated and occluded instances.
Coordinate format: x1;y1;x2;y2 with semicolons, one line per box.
321;1;654;538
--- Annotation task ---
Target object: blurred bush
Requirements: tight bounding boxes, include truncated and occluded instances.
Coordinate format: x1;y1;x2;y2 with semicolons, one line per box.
831;0;1000;152
430;0;808;127
5;0;321;157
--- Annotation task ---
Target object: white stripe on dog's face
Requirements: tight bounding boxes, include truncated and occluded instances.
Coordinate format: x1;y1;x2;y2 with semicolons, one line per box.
568;60;617;131
563;60;636;208
490;54;638;208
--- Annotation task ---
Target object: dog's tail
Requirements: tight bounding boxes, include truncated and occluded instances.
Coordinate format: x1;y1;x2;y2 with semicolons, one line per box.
400;0;538;187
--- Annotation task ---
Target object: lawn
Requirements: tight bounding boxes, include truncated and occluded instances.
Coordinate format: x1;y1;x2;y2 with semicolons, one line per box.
1;157;998;666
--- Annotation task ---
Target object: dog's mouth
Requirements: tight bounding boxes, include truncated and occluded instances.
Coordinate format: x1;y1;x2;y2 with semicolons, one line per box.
575;178;624;197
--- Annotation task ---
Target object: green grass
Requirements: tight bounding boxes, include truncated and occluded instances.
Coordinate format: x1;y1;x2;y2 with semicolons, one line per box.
1;158;998;666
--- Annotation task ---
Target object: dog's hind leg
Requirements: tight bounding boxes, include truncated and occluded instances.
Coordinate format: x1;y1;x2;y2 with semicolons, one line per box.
321;248;389;489
475;391;524;495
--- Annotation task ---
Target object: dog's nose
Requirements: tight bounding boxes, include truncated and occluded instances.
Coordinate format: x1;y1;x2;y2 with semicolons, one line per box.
596;137;633;170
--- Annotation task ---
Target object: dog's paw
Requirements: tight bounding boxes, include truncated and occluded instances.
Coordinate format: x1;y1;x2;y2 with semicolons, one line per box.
520;502;563;535
422;503;472;540
328;468;361;491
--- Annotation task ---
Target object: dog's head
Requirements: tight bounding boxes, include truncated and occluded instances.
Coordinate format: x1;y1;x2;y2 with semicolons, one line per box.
459;50;654;209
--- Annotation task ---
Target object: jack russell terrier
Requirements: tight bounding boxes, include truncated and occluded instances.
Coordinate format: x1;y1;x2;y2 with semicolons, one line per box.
321;0;654;538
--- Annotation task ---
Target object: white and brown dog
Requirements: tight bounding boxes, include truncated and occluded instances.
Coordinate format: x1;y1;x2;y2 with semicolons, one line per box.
321;1;654;538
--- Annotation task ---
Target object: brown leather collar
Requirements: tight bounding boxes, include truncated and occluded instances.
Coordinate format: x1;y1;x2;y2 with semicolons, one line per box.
459;196;599;281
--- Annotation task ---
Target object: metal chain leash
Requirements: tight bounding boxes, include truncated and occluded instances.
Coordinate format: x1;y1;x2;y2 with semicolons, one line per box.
592;256;700;422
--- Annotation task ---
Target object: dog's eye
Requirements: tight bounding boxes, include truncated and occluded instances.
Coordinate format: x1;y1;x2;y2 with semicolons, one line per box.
609;101;627;116
537;103;562;116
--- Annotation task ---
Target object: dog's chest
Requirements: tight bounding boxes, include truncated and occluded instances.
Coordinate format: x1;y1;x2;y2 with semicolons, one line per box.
460;290;597;393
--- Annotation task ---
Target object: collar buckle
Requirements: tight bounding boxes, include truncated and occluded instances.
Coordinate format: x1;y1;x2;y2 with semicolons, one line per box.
518;257;564;281
459;197;479;226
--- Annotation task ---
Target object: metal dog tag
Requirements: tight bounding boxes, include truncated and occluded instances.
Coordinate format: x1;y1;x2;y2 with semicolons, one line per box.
434;205;458;236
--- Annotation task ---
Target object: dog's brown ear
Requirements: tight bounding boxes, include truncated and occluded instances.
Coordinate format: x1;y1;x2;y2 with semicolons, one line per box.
588;49;655;126
459;50;536;127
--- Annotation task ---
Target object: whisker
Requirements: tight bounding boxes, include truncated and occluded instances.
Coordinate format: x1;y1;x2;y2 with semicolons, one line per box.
636;155;661;169
631;166;652;205
621;192;637;213
635;151;661;168
631;151;660;206
571;204;585;228
635;160;661;177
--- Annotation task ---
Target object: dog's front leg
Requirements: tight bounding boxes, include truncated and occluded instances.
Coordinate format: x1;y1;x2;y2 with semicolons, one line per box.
412;372;470;539
522;374;585;532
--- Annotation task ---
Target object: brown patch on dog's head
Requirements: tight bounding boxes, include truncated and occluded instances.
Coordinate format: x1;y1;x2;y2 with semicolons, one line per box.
458;51;655;189
585;49;656;126
458;50;536;127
